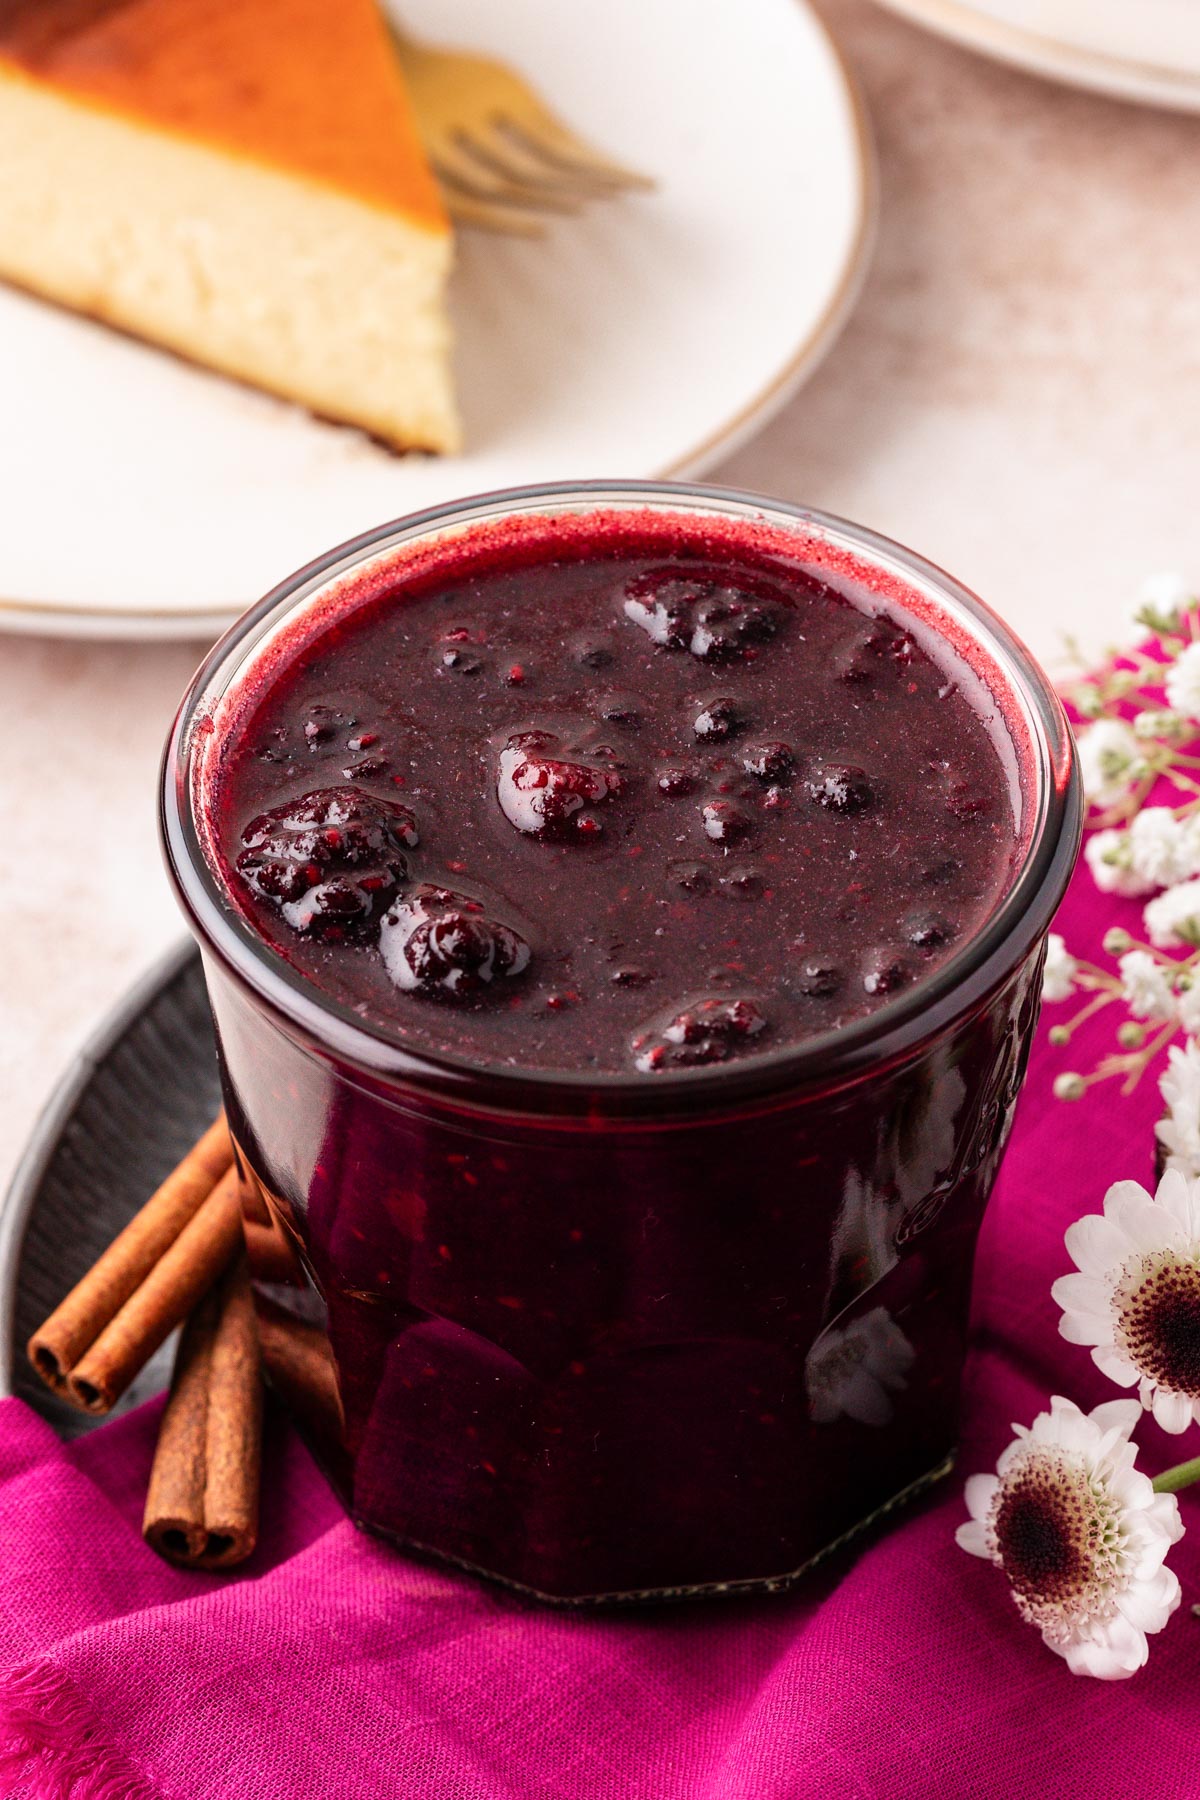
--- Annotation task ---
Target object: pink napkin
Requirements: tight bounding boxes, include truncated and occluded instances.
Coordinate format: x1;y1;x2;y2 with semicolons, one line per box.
2;860;1197;1799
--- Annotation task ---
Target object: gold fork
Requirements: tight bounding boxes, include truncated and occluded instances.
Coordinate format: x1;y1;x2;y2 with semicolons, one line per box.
390;22;654;237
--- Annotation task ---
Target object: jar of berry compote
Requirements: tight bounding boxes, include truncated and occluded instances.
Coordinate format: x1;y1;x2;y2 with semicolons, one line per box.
162;482;1080;1603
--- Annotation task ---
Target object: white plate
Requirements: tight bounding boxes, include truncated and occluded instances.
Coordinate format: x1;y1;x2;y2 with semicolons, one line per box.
0;0;872;639
874;0;1200;111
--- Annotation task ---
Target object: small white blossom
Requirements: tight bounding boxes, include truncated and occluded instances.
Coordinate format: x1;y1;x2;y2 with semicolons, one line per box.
1134;709;1185;743
1128;809;1196;888
1117;951;1178;1022
1077;720;1144;809
1085;829;1155;898
1134;571;1192;636
1145;878;1200;949
1042;934;1078;1004
1166;640;1200;723
957;1396;1182;1678
1157;1041;1200;1180
805;1307;914;1427
1053;1171;1200;1434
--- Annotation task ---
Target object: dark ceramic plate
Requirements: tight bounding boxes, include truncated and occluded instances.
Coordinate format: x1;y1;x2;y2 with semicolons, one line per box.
0;941;218;1438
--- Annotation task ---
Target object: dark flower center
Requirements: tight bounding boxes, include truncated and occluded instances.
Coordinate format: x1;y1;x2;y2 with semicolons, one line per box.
1118;1254;1200;1396
993;1460;1094;1607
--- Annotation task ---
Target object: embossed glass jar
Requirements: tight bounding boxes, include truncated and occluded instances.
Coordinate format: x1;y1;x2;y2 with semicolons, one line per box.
162;483;1081;1604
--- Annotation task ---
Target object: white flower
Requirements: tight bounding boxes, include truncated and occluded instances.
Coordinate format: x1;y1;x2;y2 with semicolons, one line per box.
1128;808;1196;888
1134;709;1185;743
805;1307;914;1427
1077;720;1144;809
1053;1170;1200;1433
1166;640;1200;723
1117;951;1178;1023
1134;570;1192;636
1085;829;1154;897
957;1395;1182;1678
1042;934;1078;1003
1157;1042;1200;1180
1145;878;1200;948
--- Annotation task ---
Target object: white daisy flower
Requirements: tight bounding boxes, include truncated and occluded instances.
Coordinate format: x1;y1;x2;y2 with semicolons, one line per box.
805;1306;914;1427
1085;829;1154;898
1077;720;1144;809
1134;570;1192;637
1145;878;1200;949
1117;951;1178;1023
1042;934;1078;1004
1157;1042;1200;1181
957;1395;1182;1679
1128;808;1195;888
1166;640;1200;723
1053;1170;1200;1433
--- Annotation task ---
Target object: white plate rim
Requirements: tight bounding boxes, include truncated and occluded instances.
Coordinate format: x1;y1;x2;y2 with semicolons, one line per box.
0;1;876;641
874;0;1200;111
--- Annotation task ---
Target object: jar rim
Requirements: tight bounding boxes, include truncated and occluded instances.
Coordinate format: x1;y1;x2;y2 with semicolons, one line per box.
160;480;1081;1115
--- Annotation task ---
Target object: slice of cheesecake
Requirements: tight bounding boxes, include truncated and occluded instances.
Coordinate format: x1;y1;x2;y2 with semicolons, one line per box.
0;0;459;453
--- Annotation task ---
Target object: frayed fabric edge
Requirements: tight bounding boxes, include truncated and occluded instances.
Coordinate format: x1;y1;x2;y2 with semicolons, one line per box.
0;1660;164;1800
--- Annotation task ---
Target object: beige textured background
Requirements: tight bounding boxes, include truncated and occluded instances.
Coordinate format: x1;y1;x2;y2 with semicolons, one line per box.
3;0;1199;1198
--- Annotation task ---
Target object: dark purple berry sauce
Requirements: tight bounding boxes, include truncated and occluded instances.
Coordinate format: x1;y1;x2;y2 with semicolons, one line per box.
209;517;1018;1077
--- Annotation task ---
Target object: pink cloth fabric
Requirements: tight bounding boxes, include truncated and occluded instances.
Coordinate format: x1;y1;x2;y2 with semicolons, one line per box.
1;860;1195;1798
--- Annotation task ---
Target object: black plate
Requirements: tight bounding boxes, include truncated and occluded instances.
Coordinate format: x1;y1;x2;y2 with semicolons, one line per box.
0;941;218;1438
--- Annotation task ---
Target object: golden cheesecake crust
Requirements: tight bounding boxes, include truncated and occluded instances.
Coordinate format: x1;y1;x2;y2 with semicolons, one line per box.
0;0;447;229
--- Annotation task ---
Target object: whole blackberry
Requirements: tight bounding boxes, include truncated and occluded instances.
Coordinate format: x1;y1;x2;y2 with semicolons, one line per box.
237;786;417;941
380;884;531;1002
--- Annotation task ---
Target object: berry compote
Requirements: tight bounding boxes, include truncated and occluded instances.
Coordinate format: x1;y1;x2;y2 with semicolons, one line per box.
166;488;1080;1603
211;526;1016;1073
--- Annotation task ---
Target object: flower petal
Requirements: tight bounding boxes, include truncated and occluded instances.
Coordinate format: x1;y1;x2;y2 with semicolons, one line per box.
1122;1569;1187;1641
1061;1632;1143;1680
1103;1180;1155;1220
1032;1398;1087;1448
1106;1194;1185;1254
955;1519;990;1560
1088;1398;1143;1440
1072;1612;1151;1677
1152;1387;1193;1434
1148;1492;1187;1543
1050;1272;1112;1315
1115;1587;1169;1633
1107;1463;1156;1511
1154;1168;1194;1232
1092;1346;1141;1387
1059;1310;1112;1347
1065;1213;1135;1276
963;1472;999;1523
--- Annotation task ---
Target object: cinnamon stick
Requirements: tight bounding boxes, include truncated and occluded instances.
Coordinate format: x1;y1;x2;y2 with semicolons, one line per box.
28;1113;232;1391
144;1259;262;1569
66;1163;245;1414
142;1289;215;1564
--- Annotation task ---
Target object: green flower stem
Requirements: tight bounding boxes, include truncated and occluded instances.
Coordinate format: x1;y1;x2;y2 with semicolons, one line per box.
1152;1456;1200;1494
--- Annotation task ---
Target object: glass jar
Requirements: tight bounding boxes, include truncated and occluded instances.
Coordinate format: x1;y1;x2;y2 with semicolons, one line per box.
161;482;1080;1604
